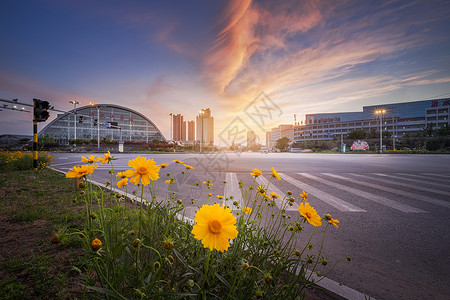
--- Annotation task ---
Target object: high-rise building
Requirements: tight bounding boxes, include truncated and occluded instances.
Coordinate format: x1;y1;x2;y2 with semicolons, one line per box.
247;130;256;147
172;114;184;142
196;108;214;145
187;121;195;141
181;121;187;141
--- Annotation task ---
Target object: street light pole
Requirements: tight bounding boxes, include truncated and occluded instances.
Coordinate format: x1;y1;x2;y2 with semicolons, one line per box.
199;110;204;153
69;100;79;147
375;109;386;153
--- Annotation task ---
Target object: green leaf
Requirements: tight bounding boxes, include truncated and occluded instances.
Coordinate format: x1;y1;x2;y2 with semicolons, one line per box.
85;285;124;299
215;272;231;290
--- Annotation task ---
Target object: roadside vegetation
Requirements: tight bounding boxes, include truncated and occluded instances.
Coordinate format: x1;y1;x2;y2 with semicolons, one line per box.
0;166;86;299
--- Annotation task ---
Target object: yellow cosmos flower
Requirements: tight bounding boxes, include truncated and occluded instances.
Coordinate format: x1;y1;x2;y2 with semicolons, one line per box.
257;186;266;196
298;202;322;227
217;195;224;199
91;238;102;251
117;178;129;187
269;192;280;199
159;163;169;168
271;167;281;180
203;180;213;187
100;151;112;164
116;171;127;179
325;214;339;228
65;164;98;178
184;164;194;170
165;178;175;184
191;203;238;252
172;160;184;164
251;168;262;177
243;207;252;214
300;190;309;201
124;156;160;186
81;155;102;164
328;218;339;228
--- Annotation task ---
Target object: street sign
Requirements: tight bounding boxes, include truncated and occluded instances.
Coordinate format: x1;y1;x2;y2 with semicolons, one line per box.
326;132;334;136
119;141;124;153
105;122;110;128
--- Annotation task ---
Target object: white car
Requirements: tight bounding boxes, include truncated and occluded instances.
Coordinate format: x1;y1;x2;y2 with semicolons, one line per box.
260;147;269;153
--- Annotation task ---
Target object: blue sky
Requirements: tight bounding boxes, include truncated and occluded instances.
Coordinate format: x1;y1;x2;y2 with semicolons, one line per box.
1;0;449;143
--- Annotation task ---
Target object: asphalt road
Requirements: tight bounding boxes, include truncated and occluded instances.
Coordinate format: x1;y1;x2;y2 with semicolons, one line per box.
51;152;450;300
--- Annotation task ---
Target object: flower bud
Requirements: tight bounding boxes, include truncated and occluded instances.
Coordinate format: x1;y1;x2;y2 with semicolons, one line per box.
233;201;239;206
164;241;174;250
242;263;249;270
80;190;85;195
50;233;60;244
153;261;160;269
133;238;141;248
294;250;301;257
346;256;352;262
264;274;273;284
91;238;102;251
177;199;183;205
320;258;328;266
255;290;263;299
325;214;332;221
287;191;292;195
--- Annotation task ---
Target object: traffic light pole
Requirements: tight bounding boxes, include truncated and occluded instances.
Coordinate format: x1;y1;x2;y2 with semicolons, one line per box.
33;99;38;171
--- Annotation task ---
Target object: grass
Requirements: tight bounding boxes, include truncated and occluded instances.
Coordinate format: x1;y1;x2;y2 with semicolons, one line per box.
0;168;87;299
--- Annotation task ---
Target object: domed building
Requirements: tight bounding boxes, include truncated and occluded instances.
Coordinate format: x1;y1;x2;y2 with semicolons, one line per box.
39;104;166;144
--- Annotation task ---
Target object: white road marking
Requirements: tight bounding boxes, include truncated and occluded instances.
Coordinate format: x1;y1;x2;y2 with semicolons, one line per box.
424;173;450;179
299;173;426;213
372;173;450;197
323;173;450;209
279;173;365;212
224;173;243;209
393;173;450;189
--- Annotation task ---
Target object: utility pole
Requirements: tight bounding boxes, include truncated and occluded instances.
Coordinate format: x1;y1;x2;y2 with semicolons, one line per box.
69;100;79;147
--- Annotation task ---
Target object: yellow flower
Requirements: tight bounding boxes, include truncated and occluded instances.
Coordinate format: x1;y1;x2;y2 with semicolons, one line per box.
257;186;266;196
65;164;98;178
184;164;194;170
217;195;224;199
117;178;129;187
101;151;112;164
81;155;102;164
251;168;262;177
300;190;308;201
165;178;175;184
243;207;252;214
124;156;160;186
116;171;127;179
269;192;280;199
191;203;238;252
328;218;339;228
91;238;102;251
271;167;281;180
172;160;184;164
203;180;213;187
159;163;169;168
298;202;322;227
208;193;212;197
325;214;339;228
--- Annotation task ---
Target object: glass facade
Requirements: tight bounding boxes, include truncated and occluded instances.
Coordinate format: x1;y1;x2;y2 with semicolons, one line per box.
294;98;450;142
39;104;166;144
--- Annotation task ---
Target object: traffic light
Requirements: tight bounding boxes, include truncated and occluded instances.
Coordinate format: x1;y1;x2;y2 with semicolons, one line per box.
79;116;83;123
309;131;313;137
33;99;50;122
299;131;303;136
94;118;98;126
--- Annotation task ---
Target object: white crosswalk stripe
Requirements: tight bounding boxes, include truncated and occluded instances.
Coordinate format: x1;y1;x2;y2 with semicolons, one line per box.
322;173;450;209
371;173;450;197
392;173;450;189
279;173;365;212
399;173;450;184
299;173;427;213
424;173;450;179
224;172;242;209
255;175;297;211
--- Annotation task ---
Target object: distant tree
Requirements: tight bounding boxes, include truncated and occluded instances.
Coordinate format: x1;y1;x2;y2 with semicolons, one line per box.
275;137;291;152
348;129;367;140
38;134;55;144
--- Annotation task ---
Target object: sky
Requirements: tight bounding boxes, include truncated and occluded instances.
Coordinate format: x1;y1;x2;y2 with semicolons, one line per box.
1;0;449;144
